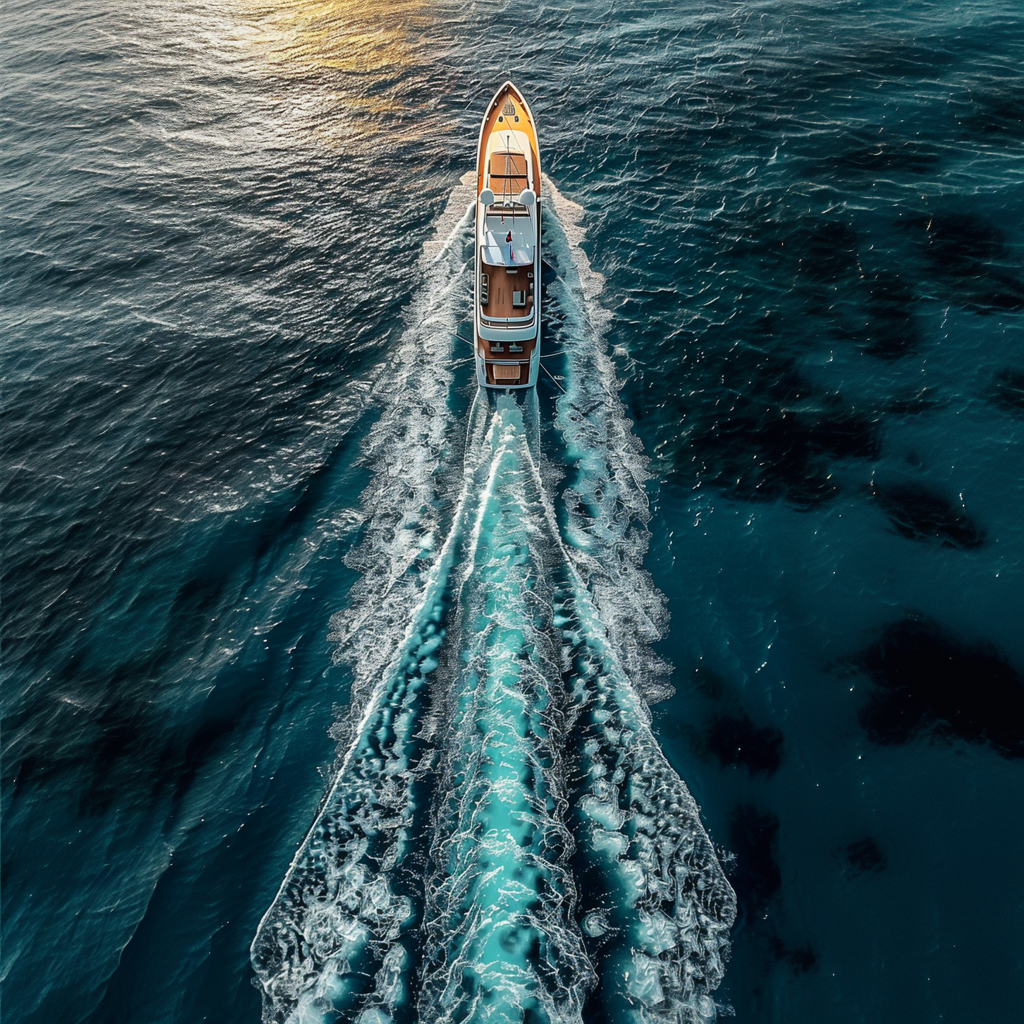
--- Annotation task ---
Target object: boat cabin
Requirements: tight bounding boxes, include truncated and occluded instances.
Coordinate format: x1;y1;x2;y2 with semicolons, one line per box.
478;132;537;327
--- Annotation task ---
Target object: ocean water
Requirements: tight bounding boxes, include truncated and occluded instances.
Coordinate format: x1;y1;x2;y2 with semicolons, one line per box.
2;1;1022;1023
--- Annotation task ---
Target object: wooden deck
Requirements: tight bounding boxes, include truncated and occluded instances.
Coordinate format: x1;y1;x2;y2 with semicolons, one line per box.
492;364;522;382
479;262;535;319
488;152;528;198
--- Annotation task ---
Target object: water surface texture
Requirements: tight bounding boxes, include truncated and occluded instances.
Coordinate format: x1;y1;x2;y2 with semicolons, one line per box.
3;2;1023;1023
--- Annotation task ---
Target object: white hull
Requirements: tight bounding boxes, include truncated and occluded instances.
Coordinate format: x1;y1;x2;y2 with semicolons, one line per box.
473;83;542;389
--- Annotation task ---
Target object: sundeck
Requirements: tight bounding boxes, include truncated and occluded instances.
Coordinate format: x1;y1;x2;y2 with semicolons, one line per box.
474;83;541;388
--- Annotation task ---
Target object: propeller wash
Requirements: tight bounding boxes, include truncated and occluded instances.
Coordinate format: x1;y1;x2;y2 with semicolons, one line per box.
251;174;736;1024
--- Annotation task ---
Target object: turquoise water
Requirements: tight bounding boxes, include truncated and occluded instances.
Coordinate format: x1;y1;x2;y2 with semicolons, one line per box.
3;1;1023;1022
250;199;733;1023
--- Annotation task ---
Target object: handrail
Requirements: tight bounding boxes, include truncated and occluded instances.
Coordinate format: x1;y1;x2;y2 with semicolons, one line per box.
480;312;536;326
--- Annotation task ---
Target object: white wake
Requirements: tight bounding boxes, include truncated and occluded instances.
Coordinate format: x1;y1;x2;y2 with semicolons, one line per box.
251;177;735;1024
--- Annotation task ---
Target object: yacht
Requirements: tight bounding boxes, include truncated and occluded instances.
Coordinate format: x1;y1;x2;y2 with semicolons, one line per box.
474;82;541;388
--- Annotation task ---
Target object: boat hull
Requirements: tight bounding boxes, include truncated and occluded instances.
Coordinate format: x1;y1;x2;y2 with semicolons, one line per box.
474;83;541;389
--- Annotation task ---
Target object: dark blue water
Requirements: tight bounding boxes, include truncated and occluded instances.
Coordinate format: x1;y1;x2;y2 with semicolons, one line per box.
3;1;1023;1022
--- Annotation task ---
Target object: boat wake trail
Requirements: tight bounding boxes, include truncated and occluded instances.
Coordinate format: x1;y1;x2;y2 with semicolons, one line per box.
251;178;736;1024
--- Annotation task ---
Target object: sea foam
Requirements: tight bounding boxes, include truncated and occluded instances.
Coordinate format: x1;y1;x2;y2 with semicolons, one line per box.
251;178;734;1024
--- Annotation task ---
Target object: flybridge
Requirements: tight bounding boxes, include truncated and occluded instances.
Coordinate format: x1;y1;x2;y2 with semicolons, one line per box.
473;84;542;388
